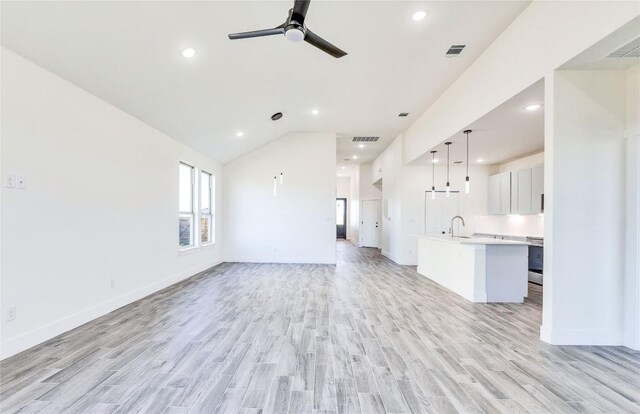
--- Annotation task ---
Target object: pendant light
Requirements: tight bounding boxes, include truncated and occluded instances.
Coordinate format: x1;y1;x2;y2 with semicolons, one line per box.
445;142;452;197
271;112;284;196
464;129;472;194
430;150;437;199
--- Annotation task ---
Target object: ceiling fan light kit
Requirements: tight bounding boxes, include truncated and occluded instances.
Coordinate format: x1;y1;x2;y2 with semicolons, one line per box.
228;0;348;58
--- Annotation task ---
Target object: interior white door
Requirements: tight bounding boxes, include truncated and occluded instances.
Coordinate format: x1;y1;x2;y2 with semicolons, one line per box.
361;200;380;248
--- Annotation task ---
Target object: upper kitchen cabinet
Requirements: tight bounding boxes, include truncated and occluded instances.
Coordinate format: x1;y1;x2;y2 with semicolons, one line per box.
488;165;544;215
488;172;512;215
516;168;533;214
531;164;544;214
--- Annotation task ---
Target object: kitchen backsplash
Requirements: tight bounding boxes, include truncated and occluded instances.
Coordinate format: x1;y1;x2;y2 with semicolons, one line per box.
475;214;544;237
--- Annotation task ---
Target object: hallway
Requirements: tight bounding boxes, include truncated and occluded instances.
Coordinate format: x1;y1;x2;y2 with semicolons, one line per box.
1;242;638;413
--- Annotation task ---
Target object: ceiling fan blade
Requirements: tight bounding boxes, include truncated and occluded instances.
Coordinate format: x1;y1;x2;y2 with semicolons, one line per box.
304;30;347;58
228;26;284;40
292;0;311;22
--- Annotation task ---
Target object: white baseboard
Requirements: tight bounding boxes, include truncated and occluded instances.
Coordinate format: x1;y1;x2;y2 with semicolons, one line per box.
540;324;623;346
224;256;336;264
0;260;222;360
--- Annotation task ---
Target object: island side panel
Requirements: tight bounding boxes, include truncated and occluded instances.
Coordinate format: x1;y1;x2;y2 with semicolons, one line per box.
485;244;529;303
417;238;488;302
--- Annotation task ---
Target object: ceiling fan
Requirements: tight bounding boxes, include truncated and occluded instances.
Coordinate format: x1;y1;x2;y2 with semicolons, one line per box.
227;0;347;59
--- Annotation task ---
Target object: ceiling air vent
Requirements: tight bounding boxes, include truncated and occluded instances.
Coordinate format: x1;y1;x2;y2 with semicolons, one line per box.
398;113;409;117
446;44;466;57
352;136;379;142
606;36;640;58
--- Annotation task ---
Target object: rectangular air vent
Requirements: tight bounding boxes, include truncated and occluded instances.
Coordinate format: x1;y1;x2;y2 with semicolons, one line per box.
398;112;409;117
352;136;379;142
446;44;466;57
606;36;640;58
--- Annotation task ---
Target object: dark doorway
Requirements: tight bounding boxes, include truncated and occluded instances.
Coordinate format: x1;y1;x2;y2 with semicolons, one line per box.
336;198;347;239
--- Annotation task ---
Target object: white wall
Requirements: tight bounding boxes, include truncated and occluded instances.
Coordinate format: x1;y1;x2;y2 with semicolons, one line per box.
402;1;637;164
498;152;544;173
624;63;640;349
336;177;350;199
542;69;627;345
360;162;381;200
0;48;224;359
475;215;544;238
223;132;336;264
348;168;360;246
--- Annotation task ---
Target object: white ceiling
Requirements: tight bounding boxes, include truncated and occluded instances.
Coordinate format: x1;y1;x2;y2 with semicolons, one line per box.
413;79;544;166
1;0;529;164
561;17;640;70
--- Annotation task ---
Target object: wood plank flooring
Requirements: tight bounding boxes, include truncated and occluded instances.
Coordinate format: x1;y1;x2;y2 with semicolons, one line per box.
1;241;639;413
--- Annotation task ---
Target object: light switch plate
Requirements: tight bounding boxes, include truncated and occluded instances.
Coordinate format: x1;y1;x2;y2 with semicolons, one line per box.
16;175;26;189
5;174;16;188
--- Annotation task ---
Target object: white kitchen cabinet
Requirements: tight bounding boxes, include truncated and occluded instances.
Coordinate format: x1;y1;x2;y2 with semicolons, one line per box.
499;172;511;215
516;168;533;214
488;174;501;214
531;164;544;214
488;172;511;215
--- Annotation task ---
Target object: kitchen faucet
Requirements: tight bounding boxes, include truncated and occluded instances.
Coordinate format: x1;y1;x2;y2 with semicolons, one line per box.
451;215;465;238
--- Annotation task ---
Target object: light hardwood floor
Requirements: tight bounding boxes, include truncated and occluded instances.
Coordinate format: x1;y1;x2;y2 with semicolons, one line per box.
1;241;639;413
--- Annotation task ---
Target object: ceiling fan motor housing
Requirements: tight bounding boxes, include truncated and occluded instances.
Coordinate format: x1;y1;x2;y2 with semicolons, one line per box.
284;24;305;42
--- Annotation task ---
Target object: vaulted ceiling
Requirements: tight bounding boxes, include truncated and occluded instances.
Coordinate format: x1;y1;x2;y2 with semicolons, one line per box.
1;1;529;164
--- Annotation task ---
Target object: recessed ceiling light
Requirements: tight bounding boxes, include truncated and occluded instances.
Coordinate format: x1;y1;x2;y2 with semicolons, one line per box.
525;104;542;111
432;159;439;163
352;155;358;159
182;47;196;58
311;109;319;115
341;166;346;170
476;158;484;163
338;174;342;177
412;10;427;21
236;131;244;137
358;144;365;148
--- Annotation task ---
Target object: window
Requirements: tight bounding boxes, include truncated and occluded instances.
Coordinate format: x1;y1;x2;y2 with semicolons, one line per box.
200;171;214;244
179;162;195;248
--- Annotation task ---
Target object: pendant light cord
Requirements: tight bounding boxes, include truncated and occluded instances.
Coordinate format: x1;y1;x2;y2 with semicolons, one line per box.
463;129;472;180
431;151;436;189
446;143;450;183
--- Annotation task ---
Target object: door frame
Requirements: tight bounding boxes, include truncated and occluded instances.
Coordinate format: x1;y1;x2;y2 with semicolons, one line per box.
336;198;347;240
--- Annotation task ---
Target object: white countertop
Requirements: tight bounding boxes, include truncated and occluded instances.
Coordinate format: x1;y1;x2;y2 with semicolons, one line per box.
414;234;530;246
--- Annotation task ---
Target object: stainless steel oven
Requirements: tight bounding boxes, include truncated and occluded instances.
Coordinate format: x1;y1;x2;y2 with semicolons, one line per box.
527;237;543;285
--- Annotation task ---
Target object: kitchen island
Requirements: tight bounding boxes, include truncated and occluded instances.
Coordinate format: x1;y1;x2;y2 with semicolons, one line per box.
415;235;529;303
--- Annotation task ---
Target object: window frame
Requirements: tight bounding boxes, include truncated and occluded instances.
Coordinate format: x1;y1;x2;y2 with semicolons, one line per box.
178;162;196;250
200;170;214;245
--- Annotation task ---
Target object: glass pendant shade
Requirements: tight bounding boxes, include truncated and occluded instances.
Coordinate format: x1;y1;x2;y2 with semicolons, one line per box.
465;177;470;194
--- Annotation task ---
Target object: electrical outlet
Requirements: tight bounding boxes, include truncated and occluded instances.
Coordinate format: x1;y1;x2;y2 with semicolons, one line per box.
109;278;116;289
16;175;26;189
7;306;16;322
5;174;16;188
